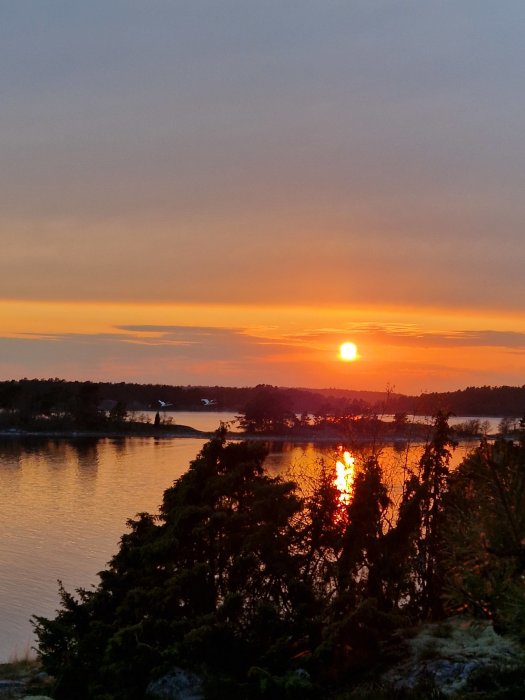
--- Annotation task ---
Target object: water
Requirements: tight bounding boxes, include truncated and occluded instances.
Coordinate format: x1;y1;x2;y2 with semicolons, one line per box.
0;411;491;661
0;436;209;661
153;411;505;436
141;410;239;432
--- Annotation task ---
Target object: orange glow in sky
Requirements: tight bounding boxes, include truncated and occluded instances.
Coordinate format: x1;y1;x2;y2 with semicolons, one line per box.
0;299;524;393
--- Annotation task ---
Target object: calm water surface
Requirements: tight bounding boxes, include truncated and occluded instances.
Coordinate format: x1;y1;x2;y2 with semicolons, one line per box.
0;411;490;660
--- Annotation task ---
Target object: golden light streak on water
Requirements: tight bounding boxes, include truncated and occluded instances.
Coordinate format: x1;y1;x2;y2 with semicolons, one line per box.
334;450;355;505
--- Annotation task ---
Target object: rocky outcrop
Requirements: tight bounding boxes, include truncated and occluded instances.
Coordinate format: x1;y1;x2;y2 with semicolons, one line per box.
383;617;525;696
146;668;204;700
0;679;24;698
0;663;53;700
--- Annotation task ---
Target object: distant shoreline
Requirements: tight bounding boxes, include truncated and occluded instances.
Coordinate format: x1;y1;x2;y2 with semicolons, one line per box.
0;425;212;440
0;426;495;444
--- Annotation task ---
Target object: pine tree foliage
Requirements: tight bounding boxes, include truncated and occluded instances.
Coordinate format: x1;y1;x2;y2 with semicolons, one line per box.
34;429;317;699
443;437;525;638
34;417;465;699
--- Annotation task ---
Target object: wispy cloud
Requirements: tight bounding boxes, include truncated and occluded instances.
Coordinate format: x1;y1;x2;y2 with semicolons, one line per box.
288;324;525;350
117;325;242;334
0;324;298;383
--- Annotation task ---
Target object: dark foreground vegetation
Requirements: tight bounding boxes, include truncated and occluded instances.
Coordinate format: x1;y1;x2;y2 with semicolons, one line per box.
33;416;525;699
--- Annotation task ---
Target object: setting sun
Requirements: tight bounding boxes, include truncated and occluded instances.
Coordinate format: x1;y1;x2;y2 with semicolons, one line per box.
339;342;358;362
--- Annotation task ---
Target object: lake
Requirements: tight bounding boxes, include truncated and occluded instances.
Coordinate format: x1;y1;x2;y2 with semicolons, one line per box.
0;411;495;661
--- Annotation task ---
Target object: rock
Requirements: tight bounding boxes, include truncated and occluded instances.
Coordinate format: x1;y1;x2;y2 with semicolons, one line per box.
0;679;24;688
294;668;310;680
0;662;54;700
146;668;204;700
31;674;49;683
0;679;24;698
22;696;54;700
383;617;525;696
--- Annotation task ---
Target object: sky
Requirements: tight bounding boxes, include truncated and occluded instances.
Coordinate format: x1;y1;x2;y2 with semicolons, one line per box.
2;1;525;395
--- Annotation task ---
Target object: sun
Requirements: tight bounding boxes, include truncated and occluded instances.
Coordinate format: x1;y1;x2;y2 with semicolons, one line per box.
339;342;358;362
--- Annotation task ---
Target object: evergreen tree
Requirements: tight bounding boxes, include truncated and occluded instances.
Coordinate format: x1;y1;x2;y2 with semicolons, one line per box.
34;429;316;699
443;438;525;637
238;386;295;434
33;416;459;699
416;411;457;618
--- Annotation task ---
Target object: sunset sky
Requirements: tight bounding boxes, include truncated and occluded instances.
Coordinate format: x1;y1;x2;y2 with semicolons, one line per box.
2;2;525;394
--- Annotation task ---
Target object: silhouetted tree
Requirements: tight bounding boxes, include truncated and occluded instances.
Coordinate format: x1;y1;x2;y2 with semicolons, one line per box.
68;382;105;429
444;438;525;638
109;400;128;427
33;416;463;699
34;429;317;699
238;386;295;434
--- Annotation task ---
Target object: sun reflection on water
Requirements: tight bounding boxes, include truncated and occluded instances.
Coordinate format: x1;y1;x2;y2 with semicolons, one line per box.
334;449;355;506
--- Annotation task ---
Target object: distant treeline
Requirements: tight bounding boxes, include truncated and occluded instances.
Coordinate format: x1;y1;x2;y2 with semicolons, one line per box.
0;379;524;423
389;385;525;417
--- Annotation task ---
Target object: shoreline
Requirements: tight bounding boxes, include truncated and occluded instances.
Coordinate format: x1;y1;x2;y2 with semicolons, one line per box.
0;427;495;444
